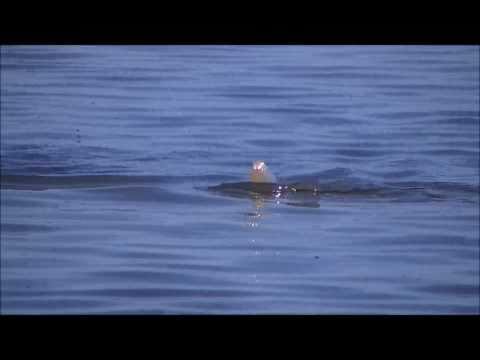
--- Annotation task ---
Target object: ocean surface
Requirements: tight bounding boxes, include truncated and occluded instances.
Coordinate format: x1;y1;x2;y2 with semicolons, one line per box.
1;45;479;314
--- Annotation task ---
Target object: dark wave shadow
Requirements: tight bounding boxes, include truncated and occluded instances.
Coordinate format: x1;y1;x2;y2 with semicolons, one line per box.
1;174;237;191
205;174;479;206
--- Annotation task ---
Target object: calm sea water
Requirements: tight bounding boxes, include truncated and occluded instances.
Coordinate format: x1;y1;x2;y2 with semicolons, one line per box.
1;45;479;314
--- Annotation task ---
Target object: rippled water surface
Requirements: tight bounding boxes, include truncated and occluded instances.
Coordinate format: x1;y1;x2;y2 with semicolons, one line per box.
1;45;479;314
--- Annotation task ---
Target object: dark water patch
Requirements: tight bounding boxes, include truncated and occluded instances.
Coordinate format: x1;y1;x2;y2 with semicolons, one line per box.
283;201;320;208
454;157;480;170
86;268;234;286
193;141;239;150
452;248;480;262
386;180;480;195
429;66;479;73
125;120;190;129
218;85;314;93
375;112;479;125
191;114;245;122
126;156;158;162
335;149;386;158
435;110;479;118
68;74;187;83
1;165;105;177
286;283;412;301
156;52;249;61
228;121;273;129
6;82;115;91
0;174;240;191
2;49;94;61
161;150;213;161
374;234;477;248
245;139;297;148
266;64;363;72
420;149;478;157
316;102;378;110
380;91;420;97
160;263;243;273
4;256;77;269
284;72;401;80
2;282;255;300
374;84;476;91
373;47;475;57
380;65;478;75
390;211;480;223
374;111;434;120
369;130;476;140
1;108;38;117
365;169;420;179
365;253;446;265
414;284;479;297
0;175;166;190
100;219;246;238
301;92;351;99
415;248;479;260
4;131;80;142
181;105;337;116
153;243;306;253
330;157;372;165
190;45;248;53
106;84;180;92
326;225;383;234
79;287;259;299
78;145;134;157
109;250;198;262
431;117;479;126
423;140;479;149
1;299;108;313
301;116;358;126
386;58;471;65
12;244;189;260
317;183;388;195
421;130;478;138
217;92;301;100
4;150;54;162
253;107;335;115
4;89;149;101
339;302;478;315
0;196;49;208
132;115;246;128
94;105;159;114
85;186;222;205
1;277;49;291
1;223;57;233
1;63;56;71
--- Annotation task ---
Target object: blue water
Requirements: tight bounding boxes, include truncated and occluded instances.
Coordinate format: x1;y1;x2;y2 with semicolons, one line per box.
1;45;479;314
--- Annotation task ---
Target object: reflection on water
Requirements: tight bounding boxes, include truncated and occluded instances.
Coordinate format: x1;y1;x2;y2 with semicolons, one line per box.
246;195;269;228
245;189;321;227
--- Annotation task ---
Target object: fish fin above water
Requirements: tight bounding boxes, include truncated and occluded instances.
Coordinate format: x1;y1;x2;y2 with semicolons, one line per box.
250;160;278;183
